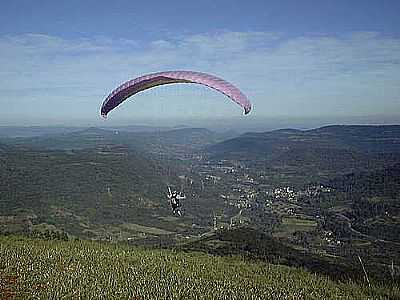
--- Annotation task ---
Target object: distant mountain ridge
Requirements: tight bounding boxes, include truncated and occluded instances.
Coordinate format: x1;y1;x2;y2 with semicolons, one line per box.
208;125;400;176
0;126;83;138
209;125;400;156
0;124;174;138
1;127;220;154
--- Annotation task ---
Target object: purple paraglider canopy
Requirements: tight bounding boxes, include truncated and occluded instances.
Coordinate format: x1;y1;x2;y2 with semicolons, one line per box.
100;71;252;118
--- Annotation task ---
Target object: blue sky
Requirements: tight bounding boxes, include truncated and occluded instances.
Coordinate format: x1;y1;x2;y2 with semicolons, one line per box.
1;0;399;126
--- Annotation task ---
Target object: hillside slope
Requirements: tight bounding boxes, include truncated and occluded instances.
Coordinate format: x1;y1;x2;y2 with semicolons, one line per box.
0;145;185;238
0;235;397;299
208;125;400;176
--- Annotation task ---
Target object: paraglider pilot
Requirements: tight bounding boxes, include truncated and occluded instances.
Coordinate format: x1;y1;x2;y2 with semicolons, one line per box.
167;187;185;216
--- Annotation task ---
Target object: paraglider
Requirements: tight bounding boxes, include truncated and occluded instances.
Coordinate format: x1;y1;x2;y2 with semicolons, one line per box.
100;71;252;117
100;71;251;217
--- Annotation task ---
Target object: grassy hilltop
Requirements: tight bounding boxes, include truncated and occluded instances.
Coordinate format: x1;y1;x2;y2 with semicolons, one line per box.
1;236;398;300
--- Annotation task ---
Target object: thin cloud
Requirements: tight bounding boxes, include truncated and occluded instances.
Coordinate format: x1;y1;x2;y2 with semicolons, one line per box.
0;31;399;124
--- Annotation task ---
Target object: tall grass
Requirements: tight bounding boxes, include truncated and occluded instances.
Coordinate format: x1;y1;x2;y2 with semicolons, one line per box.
0;236;398;299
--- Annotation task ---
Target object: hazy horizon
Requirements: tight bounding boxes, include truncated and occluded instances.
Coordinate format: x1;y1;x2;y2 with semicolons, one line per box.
1;114;399;134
